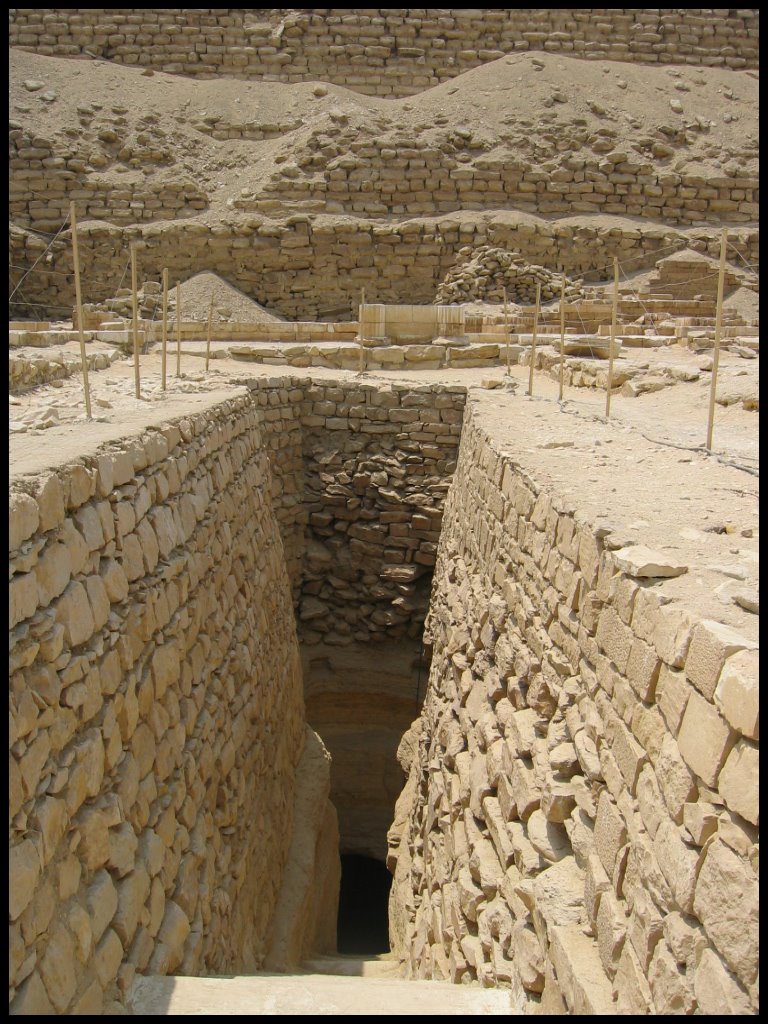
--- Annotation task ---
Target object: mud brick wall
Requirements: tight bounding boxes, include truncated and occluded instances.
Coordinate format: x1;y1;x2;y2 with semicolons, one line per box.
8;391;328;1013
9;215;760;323
9;10;759;94
388;400;758;1014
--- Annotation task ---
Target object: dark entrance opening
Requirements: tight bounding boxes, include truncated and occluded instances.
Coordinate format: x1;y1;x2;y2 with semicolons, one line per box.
337;854;392;955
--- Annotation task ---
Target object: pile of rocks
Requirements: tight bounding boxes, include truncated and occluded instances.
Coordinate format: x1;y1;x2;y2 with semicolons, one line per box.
436;247;587;305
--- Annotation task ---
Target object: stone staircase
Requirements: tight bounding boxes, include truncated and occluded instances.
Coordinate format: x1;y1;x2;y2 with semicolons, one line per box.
127;955;519;1015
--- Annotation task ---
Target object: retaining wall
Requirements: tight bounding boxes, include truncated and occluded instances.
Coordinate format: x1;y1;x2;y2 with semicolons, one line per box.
388;400;759;1013
9;10;760;94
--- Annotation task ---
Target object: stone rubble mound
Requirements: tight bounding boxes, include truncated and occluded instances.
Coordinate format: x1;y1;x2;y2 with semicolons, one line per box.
435;246;587;306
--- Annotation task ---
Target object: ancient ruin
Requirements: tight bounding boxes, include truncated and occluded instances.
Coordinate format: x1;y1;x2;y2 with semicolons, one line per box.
9;9;758;1016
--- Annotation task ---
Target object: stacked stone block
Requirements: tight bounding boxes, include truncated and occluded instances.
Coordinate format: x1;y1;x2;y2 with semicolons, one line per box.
9;10;759;93
9;391;314;1012
388;402;758;1014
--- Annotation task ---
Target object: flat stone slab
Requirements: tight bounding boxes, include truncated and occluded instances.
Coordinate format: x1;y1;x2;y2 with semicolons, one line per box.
128;973;519;1015
613;545;688;578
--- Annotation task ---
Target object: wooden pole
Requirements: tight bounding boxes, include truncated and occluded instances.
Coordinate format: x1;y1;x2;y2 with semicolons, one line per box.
205;291;214;372
175;283;182;377
358;288;365;373
130;242;141;399
503;287;510;376
558;275;566;402
161;268;168;391
69;201;92;420
706;228;728;451
605;257;619;418
527;281;541;396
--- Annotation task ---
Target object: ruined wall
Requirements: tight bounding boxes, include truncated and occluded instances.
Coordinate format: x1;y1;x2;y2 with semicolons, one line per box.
9;214;759;322
9;10;759;93
388;402;758;1013
8;388;335;1013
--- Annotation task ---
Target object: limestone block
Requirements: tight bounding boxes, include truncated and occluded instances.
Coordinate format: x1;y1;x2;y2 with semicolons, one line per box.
11;972;56;1015
677;689;735;787
100;557;129;602
72;981;104;1015
506;708;538;756
693;947;752;1015
39;921;77;1012
526;809;570;863
60;518;89;574
605;716;646;794
36;474;66;532
653;818;701;914
613;941;654;1013
29;796;67;867
596;889;627;980
651;605;695;669
594;790;627;877
663;911;706;971
635;764;666;839
9;572;38;629
68;903;93;964
94;927;124;988
54;580;95;647
85;573;110;631
716;739;758;826
693;839;758;986
509;920;545;993
75;802;118;871
627;888;663;972
655;734;697;823
684;620;756;701
34;541;71;604
714;649;759;740
87;869;119;944
9;838;41;920
9;492;40;551
508;759;540;821
549;924;616;1014
656;664;691;735
112;866;152;946
108;821;139;877
457;865;484;922
481;796;515;868
541;777;577;823
149;900;191;974
74;504;105;551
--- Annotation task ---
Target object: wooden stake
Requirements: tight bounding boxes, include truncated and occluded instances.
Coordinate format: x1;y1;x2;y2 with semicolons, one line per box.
69;201;92;420
558;275;566;402
503;287;510;376
161;268;168;391
527;282;541;396
205;292;214;372
176;283;182;377
358;288;365;373
706;228;728;450
130;242;141;399
605;257;619;418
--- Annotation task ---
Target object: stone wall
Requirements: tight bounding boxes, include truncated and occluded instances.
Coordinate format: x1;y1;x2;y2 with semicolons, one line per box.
9;387;335;1013
9;10;759;94
9;215;760;323
388;401;758;1013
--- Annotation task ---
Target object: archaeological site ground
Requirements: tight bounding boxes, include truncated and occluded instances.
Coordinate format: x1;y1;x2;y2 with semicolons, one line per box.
8;8;759;1016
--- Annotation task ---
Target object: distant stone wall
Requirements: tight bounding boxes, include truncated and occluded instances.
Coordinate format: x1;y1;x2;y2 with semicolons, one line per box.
9;215;760;323
8;10;759;94
8;388;333;1012
388;400;758;1013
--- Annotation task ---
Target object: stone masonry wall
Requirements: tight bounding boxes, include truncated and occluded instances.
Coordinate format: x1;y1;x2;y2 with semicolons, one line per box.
388;401;758;1013
9;10;759;94
9;215;760;323
8;389;327;1013
297;380;465;646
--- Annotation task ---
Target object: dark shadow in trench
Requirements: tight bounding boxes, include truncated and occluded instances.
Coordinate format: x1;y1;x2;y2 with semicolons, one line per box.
337;853;392;955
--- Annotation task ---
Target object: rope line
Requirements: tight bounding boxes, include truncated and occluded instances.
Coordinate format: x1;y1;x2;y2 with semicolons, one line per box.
9;214;70;301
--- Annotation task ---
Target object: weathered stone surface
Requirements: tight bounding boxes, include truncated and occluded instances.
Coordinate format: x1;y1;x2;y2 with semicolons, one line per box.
693;839;759;986
9;839;41;921
716;738;758;826
684;620;756;701
677;689;735;787
714;648;759;740
613;545;687;579
693;947;752;1015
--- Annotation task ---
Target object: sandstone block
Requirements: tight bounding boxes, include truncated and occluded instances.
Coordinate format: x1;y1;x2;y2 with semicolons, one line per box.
714;648;758;740
677;689;735;787
693;838;758;986
684;620;756;700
